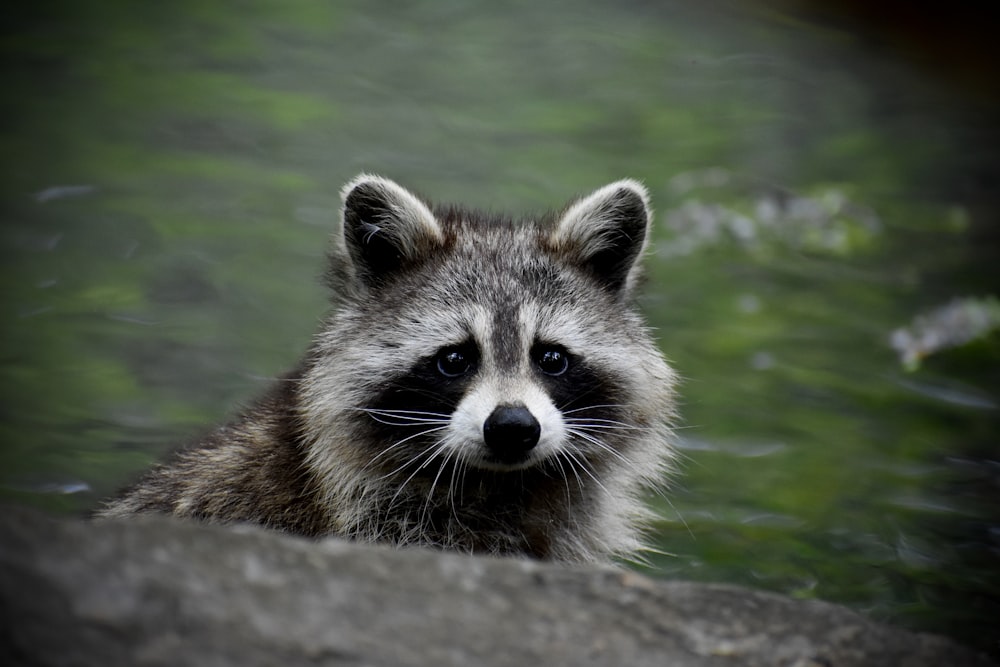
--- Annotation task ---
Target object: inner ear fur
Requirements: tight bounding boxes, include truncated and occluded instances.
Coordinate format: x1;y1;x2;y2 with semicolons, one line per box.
339;174;444;288
550;179;652;295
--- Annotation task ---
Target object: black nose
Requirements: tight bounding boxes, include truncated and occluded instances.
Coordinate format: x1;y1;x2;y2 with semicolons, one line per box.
483;404;541;463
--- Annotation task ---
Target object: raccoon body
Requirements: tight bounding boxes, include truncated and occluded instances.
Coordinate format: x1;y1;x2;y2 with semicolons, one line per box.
98;175;678;563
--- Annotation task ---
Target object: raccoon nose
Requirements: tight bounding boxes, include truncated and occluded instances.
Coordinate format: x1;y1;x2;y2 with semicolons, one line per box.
483;405;541;462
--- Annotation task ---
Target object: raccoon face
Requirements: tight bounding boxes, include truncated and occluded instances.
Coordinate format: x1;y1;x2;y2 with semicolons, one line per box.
431;338;579;472
307;174;668;481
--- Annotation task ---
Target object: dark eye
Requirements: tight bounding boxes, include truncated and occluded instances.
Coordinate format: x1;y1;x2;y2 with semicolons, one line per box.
534;345;570;376
436;347;473;377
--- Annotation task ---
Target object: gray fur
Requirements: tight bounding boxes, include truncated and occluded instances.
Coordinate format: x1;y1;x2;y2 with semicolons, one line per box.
98;175;678;563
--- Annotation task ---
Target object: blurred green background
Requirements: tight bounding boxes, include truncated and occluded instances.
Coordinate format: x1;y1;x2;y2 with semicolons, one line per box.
2;0;997;656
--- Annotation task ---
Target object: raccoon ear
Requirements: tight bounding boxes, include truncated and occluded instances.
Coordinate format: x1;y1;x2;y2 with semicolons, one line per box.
551;179;651;295
339;174;444;287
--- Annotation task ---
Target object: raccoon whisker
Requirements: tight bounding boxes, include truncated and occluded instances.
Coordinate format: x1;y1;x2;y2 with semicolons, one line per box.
361;426;450;473
371;430;448;479
560;448;613;499
559;449;586;486
560;403;627;415
401;436;453;503
365;414;451;427
552;452;582;509
355;407;452;419
548;454;569;507
579;436;635;470
563;418;648;432
554;452;585;494
447;454;465;527
554;450;582;491
417;440;450;471
570;424;649;435
558;401;654;430
420;444;455;530
456;456;471;512
565;427;631;466
578;464;614;500
385;444;442;514
563;416;632;425
379;452;432;487
355;408;451;427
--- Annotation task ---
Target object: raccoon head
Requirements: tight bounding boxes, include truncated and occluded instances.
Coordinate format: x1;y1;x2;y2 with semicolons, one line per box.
308;175;672;487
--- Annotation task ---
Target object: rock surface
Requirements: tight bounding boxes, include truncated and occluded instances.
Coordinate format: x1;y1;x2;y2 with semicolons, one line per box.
0;508;993;667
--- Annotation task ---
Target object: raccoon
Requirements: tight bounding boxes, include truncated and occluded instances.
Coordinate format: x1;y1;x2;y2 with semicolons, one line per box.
98;175;678;563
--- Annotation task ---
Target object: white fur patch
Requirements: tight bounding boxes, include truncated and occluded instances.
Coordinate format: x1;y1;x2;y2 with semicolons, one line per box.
446;378;565;471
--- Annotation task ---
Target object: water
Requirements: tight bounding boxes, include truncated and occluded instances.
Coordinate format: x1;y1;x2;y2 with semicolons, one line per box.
2;0;997;656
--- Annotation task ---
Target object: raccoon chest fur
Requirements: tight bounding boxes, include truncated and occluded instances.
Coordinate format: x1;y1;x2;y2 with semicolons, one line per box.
98;175;678;564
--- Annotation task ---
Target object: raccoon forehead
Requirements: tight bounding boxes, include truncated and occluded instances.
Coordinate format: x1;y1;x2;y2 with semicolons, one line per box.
353;240;561;309
520;299;637;354
356;285;628;357
370;240;624;316
448;226;550;269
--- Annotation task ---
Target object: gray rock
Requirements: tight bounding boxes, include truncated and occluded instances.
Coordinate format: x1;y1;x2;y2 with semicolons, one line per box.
0;508;993;667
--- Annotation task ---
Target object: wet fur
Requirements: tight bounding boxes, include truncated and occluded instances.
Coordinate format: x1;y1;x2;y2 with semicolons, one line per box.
99;176;678;563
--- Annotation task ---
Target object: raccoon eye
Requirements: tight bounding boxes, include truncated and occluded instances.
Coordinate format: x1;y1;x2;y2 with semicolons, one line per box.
436;347;473;377
534;345;570;376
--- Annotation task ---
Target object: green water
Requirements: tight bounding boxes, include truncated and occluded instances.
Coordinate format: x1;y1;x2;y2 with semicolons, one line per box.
2;0;997;656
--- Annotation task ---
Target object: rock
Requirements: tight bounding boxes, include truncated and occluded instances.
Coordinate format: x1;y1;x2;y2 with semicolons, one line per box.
0;508;993;667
